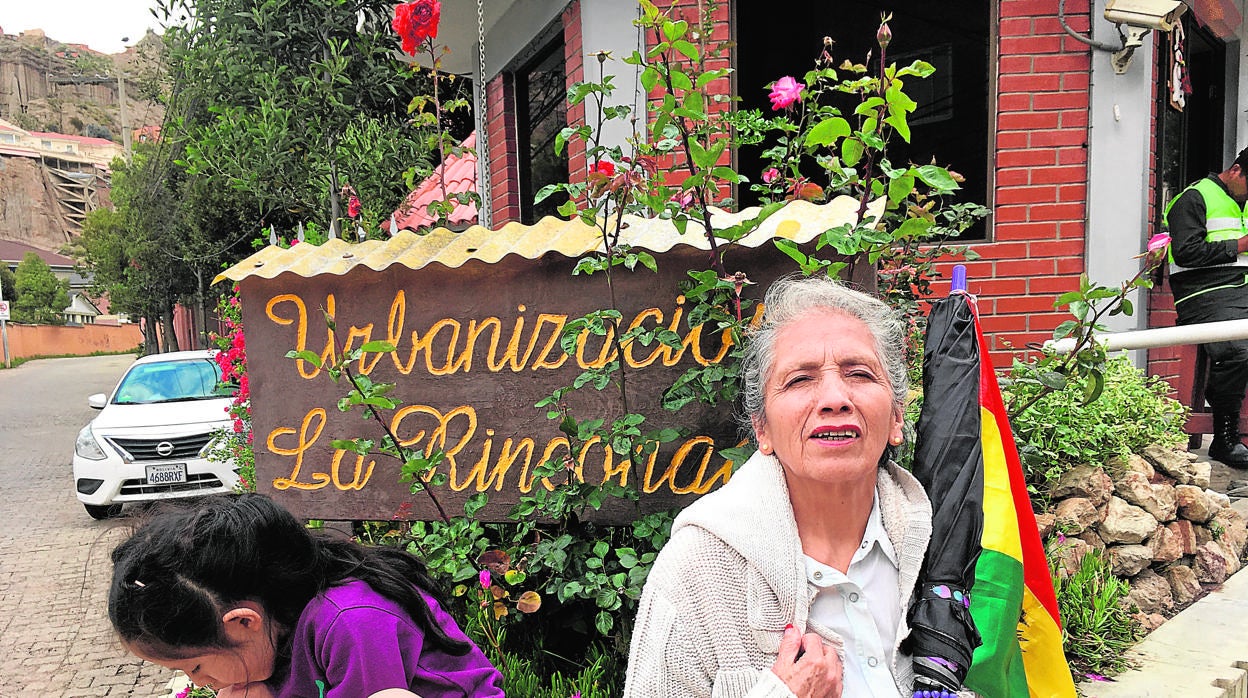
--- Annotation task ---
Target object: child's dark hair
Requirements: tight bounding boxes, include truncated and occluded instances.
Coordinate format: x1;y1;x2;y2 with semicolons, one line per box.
108;493;469;662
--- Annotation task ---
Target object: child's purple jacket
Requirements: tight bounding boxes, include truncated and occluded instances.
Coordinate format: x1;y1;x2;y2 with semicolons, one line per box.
272;578;505;698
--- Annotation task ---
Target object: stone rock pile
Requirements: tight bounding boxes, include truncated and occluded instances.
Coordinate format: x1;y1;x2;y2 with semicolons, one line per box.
1037;444;1248;633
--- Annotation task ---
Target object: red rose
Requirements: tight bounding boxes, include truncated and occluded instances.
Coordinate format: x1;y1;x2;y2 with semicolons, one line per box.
392;0;441;56
347;195;362;218
593;160;615;177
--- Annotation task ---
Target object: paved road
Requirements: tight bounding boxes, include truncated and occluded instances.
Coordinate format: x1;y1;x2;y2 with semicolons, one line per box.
0;355;171;697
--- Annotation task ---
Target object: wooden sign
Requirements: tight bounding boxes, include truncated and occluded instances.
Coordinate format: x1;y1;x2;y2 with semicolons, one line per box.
224;197;879;521
238;243;805;522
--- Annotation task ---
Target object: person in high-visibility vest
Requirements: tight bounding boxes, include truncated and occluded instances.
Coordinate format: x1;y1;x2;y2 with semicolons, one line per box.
1165;146;1248;468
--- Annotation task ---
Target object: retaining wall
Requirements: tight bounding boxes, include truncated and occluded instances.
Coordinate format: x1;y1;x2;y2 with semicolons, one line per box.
2;323;142;361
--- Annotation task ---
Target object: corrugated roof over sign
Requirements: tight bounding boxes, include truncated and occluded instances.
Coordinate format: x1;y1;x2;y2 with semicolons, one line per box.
214;196;885;284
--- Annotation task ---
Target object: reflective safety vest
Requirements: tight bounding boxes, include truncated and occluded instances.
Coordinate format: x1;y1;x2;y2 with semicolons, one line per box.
1164;177;1248;282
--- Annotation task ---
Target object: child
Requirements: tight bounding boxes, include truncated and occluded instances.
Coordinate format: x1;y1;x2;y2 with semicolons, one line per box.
109;493;505;698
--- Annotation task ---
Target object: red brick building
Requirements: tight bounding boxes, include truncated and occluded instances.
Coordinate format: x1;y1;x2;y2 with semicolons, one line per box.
430;0;1247;411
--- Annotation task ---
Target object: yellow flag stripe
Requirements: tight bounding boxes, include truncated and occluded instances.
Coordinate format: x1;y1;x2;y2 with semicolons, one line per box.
1020;585;1078;696
980;407;1023;562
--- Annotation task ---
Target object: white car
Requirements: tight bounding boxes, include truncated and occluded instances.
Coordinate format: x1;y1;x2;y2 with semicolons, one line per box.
73;349;241;519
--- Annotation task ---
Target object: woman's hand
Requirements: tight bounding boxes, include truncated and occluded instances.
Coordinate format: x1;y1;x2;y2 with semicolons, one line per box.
770;625;843;698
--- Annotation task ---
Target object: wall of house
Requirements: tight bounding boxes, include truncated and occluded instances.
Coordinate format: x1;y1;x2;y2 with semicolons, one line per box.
3;322;142;361
1145;5;1248;410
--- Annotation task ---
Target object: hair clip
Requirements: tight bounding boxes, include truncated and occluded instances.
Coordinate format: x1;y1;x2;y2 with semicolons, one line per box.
132;579;147;588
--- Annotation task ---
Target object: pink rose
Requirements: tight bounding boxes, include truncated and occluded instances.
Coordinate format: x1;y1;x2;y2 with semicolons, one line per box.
762;167;780;184
478;569;491;589
1146;232;1171;253
768;76;802;110
671;191;694;209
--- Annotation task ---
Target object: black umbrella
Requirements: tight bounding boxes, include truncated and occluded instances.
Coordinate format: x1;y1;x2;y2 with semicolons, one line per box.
905;286;984;692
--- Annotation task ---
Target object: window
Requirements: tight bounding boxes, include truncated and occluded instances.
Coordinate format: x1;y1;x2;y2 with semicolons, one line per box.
514;34;570;225
735;1;991;238
41;140;52;149
0;133;16;144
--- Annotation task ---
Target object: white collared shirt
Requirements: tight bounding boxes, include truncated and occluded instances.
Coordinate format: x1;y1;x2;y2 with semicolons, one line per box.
803;490;903;698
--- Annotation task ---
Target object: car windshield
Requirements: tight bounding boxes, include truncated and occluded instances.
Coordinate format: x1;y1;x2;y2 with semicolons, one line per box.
113;358;233;405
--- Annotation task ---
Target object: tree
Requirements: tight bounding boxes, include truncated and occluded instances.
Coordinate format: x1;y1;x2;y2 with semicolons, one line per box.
158;0;466;233
12;253;69;324
77;143;261;353
0;265;15;304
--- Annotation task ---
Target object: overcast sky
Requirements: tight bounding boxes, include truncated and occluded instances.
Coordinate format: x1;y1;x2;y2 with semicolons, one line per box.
1;0;169;55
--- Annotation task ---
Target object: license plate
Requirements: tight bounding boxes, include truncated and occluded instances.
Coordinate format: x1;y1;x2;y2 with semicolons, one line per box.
146;463;187;485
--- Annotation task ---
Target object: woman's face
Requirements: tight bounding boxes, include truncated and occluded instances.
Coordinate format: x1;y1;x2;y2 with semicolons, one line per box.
753;309;903;486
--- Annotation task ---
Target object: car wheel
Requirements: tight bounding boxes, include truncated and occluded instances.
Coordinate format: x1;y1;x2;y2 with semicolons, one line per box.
85;503;122;520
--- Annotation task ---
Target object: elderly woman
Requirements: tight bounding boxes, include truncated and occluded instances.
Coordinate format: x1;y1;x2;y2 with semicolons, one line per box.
624;274;933;698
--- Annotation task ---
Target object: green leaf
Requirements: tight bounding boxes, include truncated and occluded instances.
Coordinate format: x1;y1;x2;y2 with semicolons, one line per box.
1055;291;1084;306
887;172;916;205
915;164;959;192
883;110;911;143
673;39;699;62
640;66;660;94
1039;371;1068;390
841;138;864;167
661;19;688;41
557;200;578;218
285;350;323;368
804;117;851;148
1080;369;1105;405
670;69;693;91
774;239;809;266
708;165;739;184
895;218;933;239
595;610;614;635
464;492;488;518
359;340;395;353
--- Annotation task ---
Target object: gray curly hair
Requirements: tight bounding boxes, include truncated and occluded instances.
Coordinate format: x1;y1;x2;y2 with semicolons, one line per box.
737;273;909;447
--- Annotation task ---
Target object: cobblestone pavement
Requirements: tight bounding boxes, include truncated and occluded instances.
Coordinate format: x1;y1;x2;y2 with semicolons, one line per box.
0;355;171;697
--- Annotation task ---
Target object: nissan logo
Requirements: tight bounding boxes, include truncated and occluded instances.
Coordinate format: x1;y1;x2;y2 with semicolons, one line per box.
156;441;175;457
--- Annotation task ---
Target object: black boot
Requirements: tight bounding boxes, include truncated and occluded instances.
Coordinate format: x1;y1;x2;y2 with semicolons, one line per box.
1209;411;1248;469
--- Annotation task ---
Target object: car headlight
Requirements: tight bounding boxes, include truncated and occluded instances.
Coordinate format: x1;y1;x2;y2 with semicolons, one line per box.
75;425;108;460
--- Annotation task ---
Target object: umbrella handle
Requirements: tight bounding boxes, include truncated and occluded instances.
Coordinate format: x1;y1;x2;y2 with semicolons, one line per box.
950;265;967;293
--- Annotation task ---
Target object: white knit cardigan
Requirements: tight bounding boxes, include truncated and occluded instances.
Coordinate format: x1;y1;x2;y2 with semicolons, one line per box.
623;450;933;698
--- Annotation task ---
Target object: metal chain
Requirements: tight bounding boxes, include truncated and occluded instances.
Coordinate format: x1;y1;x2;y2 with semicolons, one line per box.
475;0;492;228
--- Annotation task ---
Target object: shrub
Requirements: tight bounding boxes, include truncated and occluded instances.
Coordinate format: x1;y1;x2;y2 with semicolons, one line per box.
1052;547;1141;679
1004;355;1188;491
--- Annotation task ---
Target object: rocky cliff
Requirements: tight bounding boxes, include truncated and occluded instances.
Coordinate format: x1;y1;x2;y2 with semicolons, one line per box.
0;28;161;253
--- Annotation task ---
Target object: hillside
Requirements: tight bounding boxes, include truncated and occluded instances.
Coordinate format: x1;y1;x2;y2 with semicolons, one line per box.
0;28;165;253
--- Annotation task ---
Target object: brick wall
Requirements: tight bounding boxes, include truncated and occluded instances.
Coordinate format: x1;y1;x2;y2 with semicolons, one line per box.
563;2;588;184
648;0;735;190
923;0;1094;367
484;1;585;225
483;0;1100;369
485;73;521;224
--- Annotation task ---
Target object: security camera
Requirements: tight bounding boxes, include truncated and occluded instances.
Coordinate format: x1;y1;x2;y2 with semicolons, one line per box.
1103;0;1188;74
1104;0;1188;32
